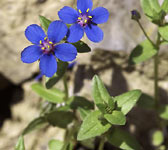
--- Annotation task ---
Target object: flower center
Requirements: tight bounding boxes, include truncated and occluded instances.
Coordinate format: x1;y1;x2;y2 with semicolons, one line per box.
39;37;54;54
77;9;92;27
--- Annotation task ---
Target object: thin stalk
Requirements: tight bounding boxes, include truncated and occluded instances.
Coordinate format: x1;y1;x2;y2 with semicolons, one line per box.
154;53;159;108
63;74;69;101
154;33;161;108
61;121;78;150
98;136;105;150
137;20;155;46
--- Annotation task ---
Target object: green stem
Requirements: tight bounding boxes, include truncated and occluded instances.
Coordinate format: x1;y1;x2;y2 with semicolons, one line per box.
154;33;161;108
61;121;78;150
137;20;155;46
154;53;159;108
63;74;69;101
98;136;105;150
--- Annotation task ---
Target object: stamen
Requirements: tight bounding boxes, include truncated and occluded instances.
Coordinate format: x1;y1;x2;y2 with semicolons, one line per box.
86;8;90;12
78;17;82;20
47;45;50;49
88;16;92;18
79;9;82;14
39;40;42;44
49;41;53;44
44;37;47;40
84;20;87;23
42;47;45;50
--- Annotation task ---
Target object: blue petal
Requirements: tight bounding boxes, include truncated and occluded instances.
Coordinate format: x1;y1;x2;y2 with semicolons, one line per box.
77;0;93;13
47;21;68;43
21;45;43;63
39;54;57;77
25;24;46;45
54;43;77;61
67;24;84;43
90;7;109;24
58;6;78;24
85;24;103;42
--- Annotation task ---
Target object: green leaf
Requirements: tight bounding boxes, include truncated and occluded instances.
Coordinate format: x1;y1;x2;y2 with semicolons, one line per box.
114;90;142;115
80;138;95;149
104;111;126;125
92;75;112;113
68;96;94;110
78;107;91;120
72;40;91;53
39;15;51;32
45;60;68;89
161;0;168;13
22;117;47;135
107;128;141;150
158;104;168;120
141;0;161;21
137;93;155;109
77;110;111;141
108;97;115;110
152;130;164;146
159;25;168;42
31;83;65;103
48;139;64;150
129;40;157;64
15;136;25;150
46;111;74;128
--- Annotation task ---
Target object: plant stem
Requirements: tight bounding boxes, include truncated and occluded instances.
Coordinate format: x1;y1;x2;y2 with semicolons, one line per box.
154;53;159;108
98;136;105;150
137;20;155;46
154;33;161;108
63;74;69;101
61;121;78;150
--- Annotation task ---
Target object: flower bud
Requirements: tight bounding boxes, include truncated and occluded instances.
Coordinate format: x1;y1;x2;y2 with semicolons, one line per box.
131;10;141;21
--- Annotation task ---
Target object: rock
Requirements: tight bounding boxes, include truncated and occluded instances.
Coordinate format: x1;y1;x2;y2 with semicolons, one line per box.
0;81;65;150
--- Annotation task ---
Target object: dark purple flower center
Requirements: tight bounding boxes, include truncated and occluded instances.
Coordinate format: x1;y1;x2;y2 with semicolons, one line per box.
77;9;92;27
39;37;54;54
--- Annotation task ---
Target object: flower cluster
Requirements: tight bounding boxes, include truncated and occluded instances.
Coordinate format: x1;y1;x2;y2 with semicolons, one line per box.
21;0;109;77
58;0;109;43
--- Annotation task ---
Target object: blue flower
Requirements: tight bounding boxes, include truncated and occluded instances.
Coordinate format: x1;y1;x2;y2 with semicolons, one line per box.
58;0;109;43
21;21;77;77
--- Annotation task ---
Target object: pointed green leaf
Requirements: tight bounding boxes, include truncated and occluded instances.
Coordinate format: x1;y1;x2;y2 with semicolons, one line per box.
15;136;25;150
92;75;112;112
114;90;142;115
159;25;168;42
22;117;47;135
158;104;168;120
141;0;161;22
72;40;91;53
39;15;51;32
78;107;91;120
104;111;126;125
48;139;64;150
46;60;68;89
31;83;65;103
46;111;74;128
108;97;115;110
68;96;94;110
161;0;168;13
129;40;157;64
107;128;141;150
77;110;111;141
